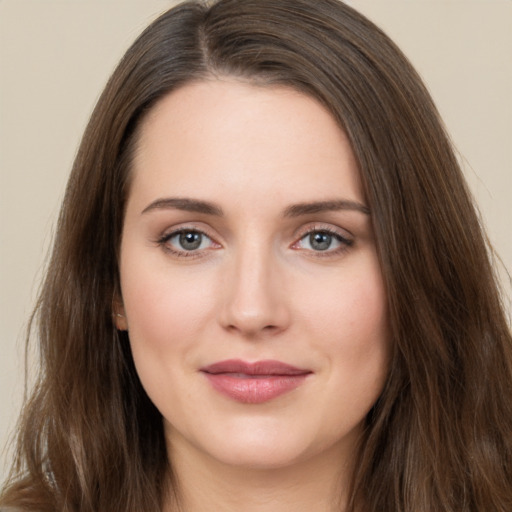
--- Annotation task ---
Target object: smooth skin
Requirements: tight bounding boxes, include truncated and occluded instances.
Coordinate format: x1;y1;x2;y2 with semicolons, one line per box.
116;79;389;512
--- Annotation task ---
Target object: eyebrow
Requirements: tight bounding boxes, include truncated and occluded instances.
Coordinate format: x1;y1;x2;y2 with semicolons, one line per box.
141;197;370;217
141;197;224;216
283;199;370;217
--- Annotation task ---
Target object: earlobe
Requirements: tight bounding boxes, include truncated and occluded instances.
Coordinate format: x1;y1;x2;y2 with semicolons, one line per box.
113;301;128;331
114;313;128;331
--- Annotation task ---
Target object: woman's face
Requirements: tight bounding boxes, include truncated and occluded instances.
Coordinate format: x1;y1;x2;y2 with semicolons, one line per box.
117;80;389;470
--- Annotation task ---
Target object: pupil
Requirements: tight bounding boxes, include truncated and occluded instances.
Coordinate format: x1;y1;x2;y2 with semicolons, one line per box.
310;232;332;251
179;232;202;250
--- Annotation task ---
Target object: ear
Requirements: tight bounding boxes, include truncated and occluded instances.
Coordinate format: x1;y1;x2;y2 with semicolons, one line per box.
113;298;128;331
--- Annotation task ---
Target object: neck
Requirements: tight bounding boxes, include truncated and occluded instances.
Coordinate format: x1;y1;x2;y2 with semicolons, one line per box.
164;434;358;512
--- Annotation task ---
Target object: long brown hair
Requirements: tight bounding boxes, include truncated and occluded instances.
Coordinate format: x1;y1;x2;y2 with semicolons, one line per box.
1;0;511;510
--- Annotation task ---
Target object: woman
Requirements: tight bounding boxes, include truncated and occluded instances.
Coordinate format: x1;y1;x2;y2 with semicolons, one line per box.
1;0;511;510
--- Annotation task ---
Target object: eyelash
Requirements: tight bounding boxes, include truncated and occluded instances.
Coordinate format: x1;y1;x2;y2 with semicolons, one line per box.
292;226;353;257
156;227;219;259
156;225;353;259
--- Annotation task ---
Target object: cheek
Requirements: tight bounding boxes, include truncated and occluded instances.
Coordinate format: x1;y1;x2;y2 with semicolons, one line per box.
341;278;388;352
119;258;216;354
119;260;217;408
303;258;388;345
300;255;390;394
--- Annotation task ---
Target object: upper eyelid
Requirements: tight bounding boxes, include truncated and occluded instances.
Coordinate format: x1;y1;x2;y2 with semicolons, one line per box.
293;222;353;240
155;225;221;253
155;222;353;246
156;227;221;258
159;224;217;240
294;228;353;247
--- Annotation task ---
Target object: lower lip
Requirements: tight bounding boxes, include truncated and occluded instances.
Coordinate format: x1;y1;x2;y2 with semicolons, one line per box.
203;373;309;404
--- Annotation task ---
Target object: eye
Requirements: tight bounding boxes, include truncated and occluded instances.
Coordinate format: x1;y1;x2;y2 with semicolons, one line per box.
158;228;220;256
293;229;353;254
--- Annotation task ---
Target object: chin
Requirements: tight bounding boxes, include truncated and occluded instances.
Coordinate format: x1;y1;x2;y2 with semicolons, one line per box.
208;441;313;471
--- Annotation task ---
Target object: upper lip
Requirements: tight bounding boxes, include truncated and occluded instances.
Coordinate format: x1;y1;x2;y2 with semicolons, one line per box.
200;359;311;376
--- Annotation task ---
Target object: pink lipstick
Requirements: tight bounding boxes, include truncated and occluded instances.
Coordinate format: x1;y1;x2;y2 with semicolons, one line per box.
200;359;312;404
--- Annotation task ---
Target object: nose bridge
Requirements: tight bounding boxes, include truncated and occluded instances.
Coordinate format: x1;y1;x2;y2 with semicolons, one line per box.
219;234;289;336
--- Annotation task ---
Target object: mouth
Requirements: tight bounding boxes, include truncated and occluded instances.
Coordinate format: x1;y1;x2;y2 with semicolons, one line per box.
200;359;312;404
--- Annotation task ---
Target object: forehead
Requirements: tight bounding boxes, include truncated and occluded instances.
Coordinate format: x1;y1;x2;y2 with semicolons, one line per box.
128;79;363;213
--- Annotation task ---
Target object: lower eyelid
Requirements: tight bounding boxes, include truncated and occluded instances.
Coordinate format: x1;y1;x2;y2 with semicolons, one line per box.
291;227;354;253
156;227;223;256
156;225;352;255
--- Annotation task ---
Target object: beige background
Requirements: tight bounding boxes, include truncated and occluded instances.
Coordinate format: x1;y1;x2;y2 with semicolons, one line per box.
1;0;511;481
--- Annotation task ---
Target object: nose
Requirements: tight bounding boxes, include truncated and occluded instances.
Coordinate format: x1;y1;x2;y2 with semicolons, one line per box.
218;241;291;338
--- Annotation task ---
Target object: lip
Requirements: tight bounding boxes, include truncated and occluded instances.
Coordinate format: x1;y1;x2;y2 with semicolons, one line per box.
200;359;312;404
